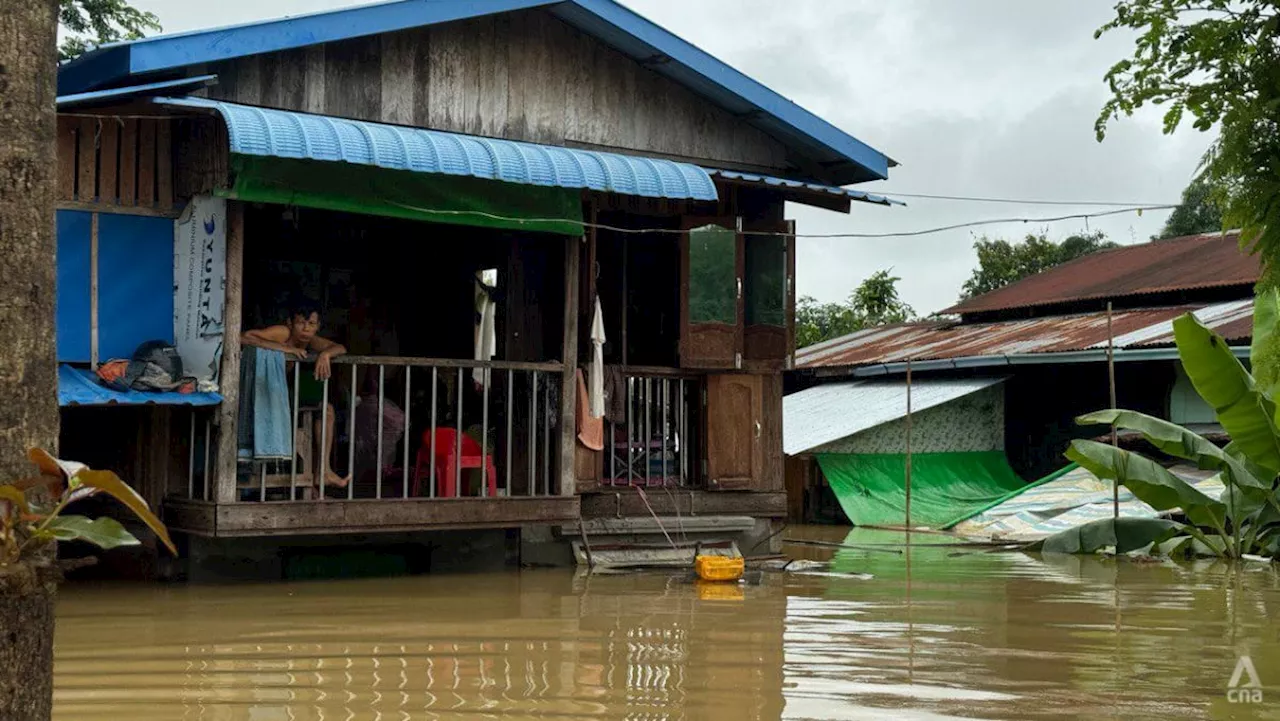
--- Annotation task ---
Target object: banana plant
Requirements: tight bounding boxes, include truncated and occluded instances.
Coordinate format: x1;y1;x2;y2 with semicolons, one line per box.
0;449;175;566
1035;295;1280;559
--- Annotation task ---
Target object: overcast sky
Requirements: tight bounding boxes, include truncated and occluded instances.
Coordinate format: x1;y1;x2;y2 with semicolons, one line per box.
128;0;1213;315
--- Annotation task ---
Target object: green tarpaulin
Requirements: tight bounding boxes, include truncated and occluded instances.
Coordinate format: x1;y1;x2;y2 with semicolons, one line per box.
817;451;1027;529
221;155;584;235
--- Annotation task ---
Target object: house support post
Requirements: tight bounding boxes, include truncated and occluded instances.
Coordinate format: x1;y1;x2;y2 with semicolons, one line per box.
559;232;581;496
214;201;245;503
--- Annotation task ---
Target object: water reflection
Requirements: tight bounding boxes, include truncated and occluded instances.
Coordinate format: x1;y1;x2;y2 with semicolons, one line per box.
53;527;1280;720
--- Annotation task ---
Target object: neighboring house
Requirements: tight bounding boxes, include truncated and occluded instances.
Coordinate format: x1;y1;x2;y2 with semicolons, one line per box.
52;0;898;565
783;232;1258;526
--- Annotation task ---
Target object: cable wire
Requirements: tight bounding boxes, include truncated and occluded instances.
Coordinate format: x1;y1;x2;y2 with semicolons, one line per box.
388;201;1179;240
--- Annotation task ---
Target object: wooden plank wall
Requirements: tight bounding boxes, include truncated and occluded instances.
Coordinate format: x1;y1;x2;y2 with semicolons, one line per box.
56;115;175;211
204;9;788;172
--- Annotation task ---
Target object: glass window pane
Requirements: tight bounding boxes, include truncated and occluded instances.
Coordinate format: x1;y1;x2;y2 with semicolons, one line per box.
688;224;738;325
745;235;785;327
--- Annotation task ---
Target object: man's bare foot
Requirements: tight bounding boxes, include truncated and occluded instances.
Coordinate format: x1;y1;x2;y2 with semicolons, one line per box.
324;470;350;488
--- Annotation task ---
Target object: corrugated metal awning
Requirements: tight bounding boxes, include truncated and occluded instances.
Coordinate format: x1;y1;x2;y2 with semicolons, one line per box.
784;377;1005;455
707;169;903;208
152;96;720;202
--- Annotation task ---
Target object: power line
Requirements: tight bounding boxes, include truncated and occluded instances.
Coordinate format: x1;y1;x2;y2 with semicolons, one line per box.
868;191;1179;207
389;201;1178;240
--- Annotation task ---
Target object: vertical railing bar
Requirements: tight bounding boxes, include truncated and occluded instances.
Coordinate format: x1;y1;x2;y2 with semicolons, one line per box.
505;368;513;496
542;378;550;496
403;366;411;499
662;379;669;485
455;367;463;497
319;376;329;499
376;365;385;499
626;377;633;486
529;371;537;497
188;410;195;499
259;462;266;500
679;379;686;487
481;368;490;498
645;378;652;486
430;367;438;498
203;418;211;501
608;419;615;486
348;363;357;501
291;362;300;491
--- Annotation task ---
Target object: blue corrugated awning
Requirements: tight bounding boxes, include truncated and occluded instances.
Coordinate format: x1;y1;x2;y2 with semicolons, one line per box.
152;96;719;201
59;365;222;407
707;169;904;208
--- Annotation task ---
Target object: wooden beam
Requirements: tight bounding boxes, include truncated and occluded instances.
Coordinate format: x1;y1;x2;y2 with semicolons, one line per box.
559;234;581;496
163;496;581;537
55;200;180;218
579;490;787;519
214;201;245;503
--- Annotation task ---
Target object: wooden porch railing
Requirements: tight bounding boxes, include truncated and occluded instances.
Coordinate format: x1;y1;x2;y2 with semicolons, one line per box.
187;356;568;503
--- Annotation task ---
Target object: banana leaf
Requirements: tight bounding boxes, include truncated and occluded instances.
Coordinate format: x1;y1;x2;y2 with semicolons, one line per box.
1076;409;1267;491
1252;288;1280;396
1031;517;1181;554
1066;440;1228;529
1174;313;1280;476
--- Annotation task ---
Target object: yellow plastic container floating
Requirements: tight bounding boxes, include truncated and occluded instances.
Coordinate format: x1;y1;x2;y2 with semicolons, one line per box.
695;555;744;582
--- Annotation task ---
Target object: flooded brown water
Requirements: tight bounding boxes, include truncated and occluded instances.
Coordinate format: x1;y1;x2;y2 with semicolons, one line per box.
53;527;1280;720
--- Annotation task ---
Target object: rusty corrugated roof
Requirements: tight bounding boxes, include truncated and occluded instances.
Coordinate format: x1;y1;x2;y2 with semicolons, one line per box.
796;299;1253;369
943;231;1258;316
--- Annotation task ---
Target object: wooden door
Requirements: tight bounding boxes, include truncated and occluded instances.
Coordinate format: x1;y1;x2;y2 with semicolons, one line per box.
680;218;743;368
705;373;762;490
743;221;795;370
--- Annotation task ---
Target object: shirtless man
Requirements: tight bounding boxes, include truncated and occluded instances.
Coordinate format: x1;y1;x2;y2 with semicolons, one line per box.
242;303;349;487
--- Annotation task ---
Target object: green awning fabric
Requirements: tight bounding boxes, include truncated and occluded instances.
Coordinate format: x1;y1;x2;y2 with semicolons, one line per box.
817;451;1027;529
221;155;584;235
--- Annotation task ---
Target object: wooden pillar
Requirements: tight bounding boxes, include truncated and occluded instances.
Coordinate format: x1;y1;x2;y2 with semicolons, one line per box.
214;201;245;503
559;233;581;496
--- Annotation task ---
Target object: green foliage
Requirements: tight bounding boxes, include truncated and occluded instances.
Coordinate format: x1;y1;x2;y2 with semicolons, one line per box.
960;231;1117;300
1;449;175;566
1096;1;1280;288
59;0;160;61
1155;178;1224;240
1051;299;1280;559
795;270;915;349
1035;517;1182;555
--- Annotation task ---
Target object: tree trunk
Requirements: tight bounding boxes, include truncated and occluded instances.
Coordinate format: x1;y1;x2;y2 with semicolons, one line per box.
0;565;58;720
0;1;62;719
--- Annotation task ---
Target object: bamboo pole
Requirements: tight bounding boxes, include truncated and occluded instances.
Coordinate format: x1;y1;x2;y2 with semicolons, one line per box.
905;358;913;534
1107;302;1118;519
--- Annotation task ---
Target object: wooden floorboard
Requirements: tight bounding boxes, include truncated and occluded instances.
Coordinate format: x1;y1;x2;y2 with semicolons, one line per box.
165;496;580;537
579;490;786;519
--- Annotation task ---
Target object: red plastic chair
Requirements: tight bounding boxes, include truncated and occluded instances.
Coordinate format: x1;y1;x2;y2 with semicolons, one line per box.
413;428;498;498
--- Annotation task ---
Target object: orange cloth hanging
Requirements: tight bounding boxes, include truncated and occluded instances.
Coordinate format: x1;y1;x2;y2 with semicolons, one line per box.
576;369;603;451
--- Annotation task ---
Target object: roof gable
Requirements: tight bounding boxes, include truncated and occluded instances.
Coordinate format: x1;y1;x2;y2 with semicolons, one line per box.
56;0;889;184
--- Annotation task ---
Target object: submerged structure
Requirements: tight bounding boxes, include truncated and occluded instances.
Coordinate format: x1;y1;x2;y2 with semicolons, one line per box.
785;233;1258;527
51;0;898;573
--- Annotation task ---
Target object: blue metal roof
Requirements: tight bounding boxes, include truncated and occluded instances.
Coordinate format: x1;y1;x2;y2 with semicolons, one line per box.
59;365;222;407
707;169;904;208
154;97;719;201
56;0;890;185
56;75;218;108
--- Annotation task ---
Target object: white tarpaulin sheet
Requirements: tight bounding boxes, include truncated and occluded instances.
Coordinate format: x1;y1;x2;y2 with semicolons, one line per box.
173;195;227;383
951;464;1225;542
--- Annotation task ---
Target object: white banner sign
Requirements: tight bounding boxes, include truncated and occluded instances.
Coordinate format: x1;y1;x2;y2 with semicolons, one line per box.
174;195;227;383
